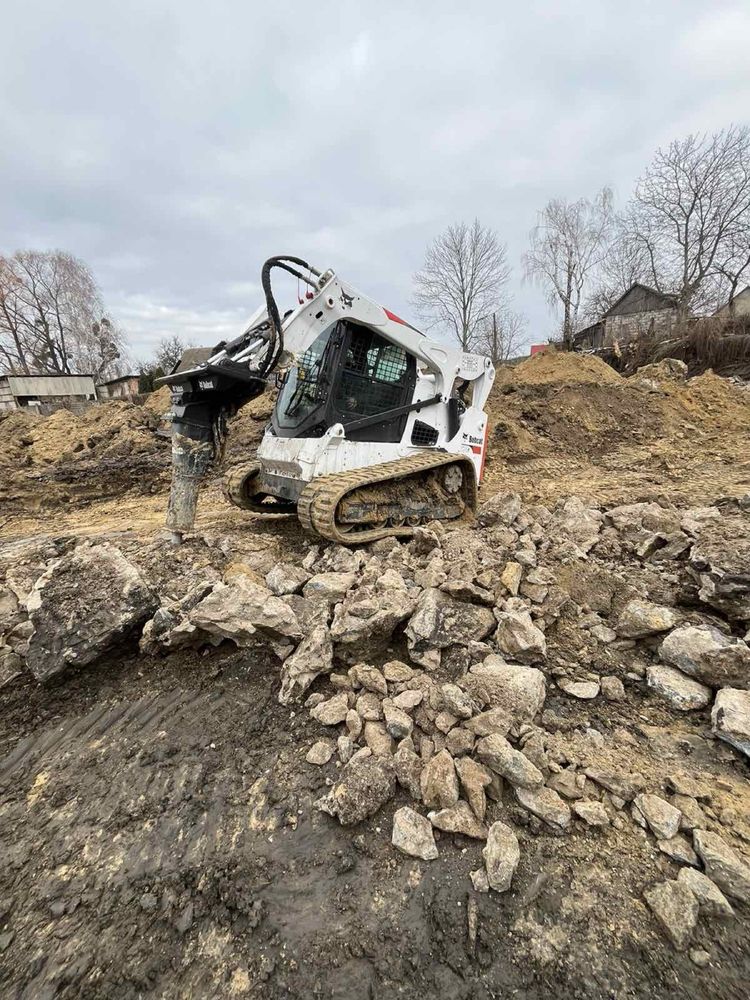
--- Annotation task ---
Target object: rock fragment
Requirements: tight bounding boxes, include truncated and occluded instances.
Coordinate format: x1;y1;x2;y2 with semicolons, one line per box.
278;624;333;704
573;800;609;826
493;611;547;663
306;740;335;765
428;801;488;839
644;881;698;950
558;678;600;700
382;702;413;740
316;755;395;826
363;721;394;756
394;743;423;800
440;683;475;719
711;688;750;758
646;665;712;711
475;734;543;789
455;757;493;821
633;793;682;840
310;692;349;726
464;657;546;724
600;676;626;701
482;822;520;892
392;807;438;860
302;572;357;603
657;834;699;867
583;768;644;802
693;829;750;903
660;625;750;689
463;707;512;737
677;867;735;917
616;599;679;639
349;663;388;696
265;563;311;596
514;785;571;829
25;543;157;681
420;749;459;809
383;660;417;682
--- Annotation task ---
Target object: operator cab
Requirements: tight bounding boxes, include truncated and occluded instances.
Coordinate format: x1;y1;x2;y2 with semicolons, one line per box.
272;320;417;443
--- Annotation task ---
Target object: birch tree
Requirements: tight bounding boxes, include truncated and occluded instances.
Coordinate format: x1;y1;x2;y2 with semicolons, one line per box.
413;220;511;351
0;250;126;377
523;188;613;348
625;125;750;316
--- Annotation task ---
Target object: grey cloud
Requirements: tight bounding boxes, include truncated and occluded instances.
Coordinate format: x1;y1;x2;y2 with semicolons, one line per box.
1;0;748;360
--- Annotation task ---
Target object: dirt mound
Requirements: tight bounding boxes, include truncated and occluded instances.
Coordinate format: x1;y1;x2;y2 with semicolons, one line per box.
142;384;172;415
223;391;275;465
498;350;622;387
0;398;170;516
485;355;750;507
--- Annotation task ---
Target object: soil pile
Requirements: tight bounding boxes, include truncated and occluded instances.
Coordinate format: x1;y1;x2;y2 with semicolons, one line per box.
0;398;170;514
485;353;750;507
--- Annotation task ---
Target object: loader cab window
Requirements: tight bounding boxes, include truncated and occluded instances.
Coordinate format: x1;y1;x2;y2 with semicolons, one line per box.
333;325;411;420
276;323;334;430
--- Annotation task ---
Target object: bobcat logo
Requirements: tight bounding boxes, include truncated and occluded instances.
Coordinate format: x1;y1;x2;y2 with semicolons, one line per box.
340;289;354;309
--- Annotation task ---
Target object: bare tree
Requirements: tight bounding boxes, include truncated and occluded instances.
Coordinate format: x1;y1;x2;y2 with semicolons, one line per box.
474;307;526;364
523;188;613;348
581;218;650;322
0;250;126;378
413;219;511;351
624;125;750;316
155;334;190;373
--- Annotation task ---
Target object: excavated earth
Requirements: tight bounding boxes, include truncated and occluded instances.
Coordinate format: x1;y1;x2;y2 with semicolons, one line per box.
0;353;749;999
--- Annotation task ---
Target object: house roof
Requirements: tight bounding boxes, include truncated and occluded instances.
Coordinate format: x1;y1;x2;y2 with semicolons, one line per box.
603;283;678;318
713;285;750;314
98;373;138;386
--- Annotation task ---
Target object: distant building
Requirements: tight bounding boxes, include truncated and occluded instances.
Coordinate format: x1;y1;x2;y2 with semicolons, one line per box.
574;284;678;350
714;286;750;319
0;373;97;412
97;374;140;399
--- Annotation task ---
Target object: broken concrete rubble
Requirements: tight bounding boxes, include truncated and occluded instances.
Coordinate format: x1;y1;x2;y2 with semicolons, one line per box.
392;806;438;860
25;543;156;682
316;755;396;826
659;624;750;689
711;687;750;758
493;610;546;663
482;821;520;892
646;664;712;711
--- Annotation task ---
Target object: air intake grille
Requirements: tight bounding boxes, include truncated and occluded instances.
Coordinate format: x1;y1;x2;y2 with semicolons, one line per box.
411;420;438;446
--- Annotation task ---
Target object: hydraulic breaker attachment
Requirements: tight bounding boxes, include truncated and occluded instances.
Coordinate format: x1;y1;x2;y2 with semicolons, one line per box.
158;363;267;543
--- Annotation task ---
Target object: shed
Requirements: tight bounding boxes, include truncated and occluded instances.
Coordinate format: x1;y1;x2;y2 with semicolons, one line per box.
97;374;140;399
601;284;678;346
0;374;97;412
714;286;750;319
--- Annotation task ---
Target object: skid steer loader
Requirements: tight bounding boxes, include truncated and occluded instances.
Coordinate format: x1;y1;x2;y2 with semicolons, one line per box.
159;255;495;545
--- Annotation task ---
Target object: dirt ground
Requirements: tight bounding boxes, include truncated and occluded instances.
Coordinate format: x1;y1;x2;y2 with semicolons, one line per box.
1;353;749;999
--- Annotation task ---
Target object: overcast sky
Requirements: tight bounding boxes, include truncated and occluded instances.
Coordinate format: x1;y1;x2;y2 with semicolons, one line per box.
2;1;749;361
